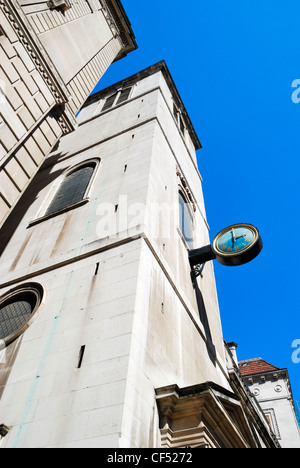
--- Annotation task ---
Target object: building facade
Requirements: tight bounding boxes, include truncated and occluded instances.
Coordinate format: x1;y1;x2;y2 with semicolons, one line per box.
239;357;300;448
0;0;137;228
0;62;279;448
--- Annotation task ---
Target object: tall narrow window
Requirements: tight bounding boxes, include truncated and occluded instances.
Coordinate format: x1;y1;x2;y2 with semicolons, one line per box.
116;87;131;105
102;93;117;112
101;87;132;112
45;164;95;216
179;192;194;249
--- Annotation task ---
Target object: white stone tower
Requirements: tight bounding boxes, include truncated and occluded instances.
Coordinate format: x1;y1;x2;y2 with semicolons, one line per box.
0;62;278;448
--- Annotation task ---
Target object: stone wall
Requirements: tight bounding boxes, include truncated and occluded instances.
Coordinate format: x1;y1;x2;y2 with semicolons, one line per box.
0;0;136;228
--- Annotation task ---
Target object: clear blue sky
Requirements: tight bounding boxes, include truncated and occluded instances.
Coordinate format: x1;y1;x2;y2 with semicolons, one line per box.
93;1;300;402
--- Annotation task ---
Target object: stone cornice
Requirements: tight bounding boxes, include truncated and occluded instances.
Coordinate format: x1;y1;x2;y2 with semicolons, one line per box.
243;368;288;383
155;382;255;448
102;0;137;58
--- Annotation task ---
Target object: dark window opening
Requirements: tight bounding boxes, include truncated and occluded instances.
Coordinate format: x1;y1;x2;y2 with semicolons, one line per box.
102;93;117;111
45;164;94;216
117;87;131;105
180;116;185;135
102;87;132;112
0;293;37;340
77;345;86;368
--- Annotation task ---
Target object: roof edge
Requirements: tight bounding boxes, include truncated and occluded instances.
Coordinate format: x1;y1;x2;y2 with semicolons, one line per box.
84;60;202;150
105;0;138;58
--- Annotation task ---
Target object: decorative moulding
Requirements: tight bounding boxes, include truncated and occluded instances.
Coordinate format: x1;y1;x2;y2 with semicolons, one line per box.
0;0;75;134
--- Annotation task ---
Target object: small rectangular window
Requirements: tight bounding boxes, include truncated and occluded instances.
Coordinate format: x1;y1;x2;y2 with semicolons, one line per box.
117;88;131;105
77;345;86;368
102;93;117;112
180;116;185;135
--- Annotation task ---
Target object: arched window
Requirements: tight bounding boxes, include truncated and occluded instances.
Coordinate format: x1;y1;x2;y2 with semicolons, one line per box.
179;191;194;249
45;163;95;217
0;284;43;345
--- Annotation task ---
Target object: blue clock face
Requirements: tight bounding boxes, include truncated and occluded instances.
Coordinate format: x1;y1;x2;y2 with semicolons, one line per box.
214;226;255;255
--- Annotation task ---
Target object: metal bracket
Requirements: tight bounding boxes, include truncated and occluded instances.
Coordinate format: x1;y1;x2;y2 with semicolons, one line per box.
191;262;206;280
189;244;215;284
188;244;215;268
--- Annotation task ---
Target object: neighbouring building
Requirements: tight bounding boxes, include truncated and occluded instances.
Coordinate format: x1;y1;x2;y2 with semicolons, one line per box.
0;0;137;228
0;61;280;448
239;356;300;448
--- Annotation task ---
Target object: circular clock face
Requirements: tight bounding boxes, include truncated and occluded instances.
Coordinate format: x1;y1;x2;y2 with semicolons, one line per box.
212;223;262;266
214;225;256;255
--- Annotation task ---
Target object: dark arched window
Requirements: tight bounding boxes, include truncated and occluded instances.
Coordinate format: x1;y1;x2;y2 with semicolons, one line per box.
0;294;35;340
45;164;95;216
179;192;194;249
0;284;43;344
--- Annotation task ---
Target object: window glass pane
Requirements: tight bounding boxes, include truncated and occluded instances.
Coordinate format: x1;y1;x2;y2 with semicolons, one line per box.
117;88;131;105
0;293;36;339
179;193;193;249
46;165;94;216
102;93;117;111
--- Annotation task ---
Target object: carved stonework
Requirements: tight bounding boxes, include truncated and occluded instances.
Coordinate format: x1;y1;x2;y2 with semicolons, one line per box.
0;1;69;104
155;382;263;448
176;166;196;212
101;0;119;38
47;0;71;11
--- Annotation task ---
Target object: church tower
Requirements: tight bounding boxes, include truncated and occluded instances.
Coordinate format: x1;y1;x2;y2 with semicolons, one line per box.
0;62;278;448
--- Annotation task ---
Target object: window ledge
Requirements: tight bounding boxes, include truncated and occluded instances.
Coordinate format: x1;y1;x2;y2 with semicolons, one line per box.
28;198;90;228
